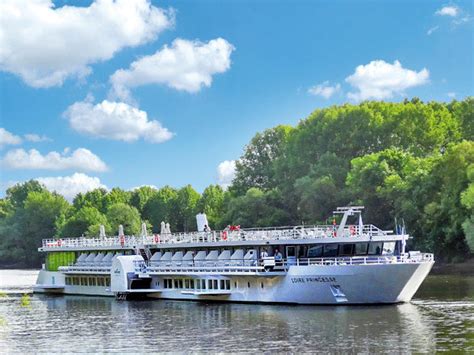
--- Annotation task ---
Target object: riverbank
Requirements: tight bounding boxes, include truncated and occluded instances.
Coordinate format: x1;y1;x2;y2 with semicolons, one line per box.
431;259;474;275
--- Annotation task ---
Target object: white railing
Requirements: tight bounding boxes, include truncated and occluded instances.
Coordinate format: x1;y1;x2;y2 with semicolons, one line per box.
136;253;434;275
41;224;390;250
58;265;111;273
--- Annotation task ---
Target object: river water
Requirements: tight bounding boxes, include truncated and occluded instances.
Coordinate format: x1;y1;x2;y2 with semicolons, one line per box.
0;270;473;353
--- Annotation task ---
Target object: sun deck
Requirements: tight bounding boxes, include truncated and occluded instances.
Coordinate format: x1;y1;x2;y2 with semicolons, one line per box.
40;224;398;252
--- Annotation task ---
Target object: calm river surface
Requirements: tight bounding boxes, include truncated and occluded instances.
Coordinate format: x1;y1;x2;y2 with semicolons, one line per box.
0;269;473;353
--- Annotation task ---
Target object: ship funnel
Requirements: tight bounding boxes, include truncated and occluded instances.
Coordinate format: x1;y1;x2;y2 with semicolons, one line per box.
118;224;124;236
99;224;106;238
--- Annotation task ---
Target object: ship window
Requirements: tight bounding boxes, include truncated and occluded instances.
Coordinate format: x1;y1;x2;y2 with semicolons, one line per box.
308;245;323;258
201;280;206;289
174;280;179;289
323;244;339;257
368;242;383;255
105;277;110;287
190;280;194;289
179;280;183;289
196;280;201;290
185;279;189;289
226;280;231;290
234;281;237;288
213;280;218;289
248;282;250;288
286;246;296;257
208;280;213;290
261;282;264;289
354;243;368;255
382;242;396;255
65;277;70;285
81;277;88;286
89;277;96;286
339;244;354;256
220;280;225;290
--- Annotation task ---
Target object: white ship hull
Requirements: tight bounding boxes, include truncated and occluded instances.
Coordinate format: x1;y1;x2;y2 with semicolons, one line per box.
34;260;433;304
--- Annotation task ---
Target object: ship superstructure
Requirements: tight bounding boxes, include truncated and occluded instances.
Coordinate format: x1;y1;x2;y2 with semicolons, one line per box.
34;207;434;304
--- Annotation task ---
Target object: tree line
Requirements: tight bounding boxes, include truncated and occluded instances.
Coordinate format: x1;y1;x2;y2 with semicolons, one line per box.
0;97;472;267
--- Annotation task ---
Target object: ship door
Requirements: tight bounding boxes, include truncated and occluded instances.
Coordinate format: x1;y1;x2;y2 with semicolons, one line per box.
286;246;297;266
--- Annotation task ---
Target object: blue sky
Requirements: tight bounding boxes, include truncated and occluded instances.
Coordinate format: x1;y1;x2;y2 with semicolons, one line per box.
0;0;472;200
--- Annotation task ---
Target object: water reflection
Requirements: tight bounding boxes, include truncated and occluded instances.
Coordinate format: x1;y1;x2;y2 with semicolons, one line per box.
0;271;472;353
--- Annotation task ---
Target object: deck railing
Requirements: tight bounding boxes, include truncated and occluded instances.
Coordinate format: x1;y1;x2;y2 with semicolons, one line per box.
136;253;434;274
41;224;390;250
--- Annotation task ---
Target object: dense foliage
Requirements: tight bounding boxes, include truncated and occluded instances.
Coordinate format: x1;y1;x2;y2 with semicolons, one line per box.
0;98;472;267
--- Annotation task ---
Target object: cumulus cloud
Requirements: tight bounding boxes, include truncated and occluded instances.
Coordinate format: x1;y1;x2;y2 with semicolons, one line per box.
2;148;108;172
447;92;456;98
435;6;459;17
0;128;22;147
110;38;235;101
307;81;341;99
217;160;236;189
64;99;173;143
24;134;51;142
0;0;174;88
36;173;107;201
345;60;429;101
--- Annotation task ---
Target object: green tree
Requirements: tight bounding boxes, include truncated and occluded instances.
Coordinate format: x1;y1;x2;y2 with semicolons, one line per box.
197;185;225;229
106;203;141;236
103;188;131;211
142;186;178;232
173;185;201;232
231;125;292;194
6;180;45;209
72;188;108;213
0;190;69;267
60;206;109;237
130;186;157;215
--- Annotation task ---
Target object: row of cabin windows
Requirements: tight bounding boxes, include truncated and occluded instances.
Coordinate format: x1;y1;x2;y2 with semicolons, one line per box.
163;278;231;291
306;242;396;258
65;276;110;287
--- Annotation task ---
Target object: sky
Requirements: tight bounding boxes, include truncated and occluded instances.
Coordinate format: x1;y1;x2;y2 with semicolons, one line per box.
0;0;473;201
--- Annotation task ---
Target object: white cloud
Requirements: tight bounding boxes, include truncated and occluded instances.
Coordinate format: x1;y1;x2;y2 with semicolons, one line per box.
307;81;341;99
345;60;429;101
447;92;456;98
24;133;51;142
217;160;236;189
110;38;235;101
64;99;173;143
0;0;174;88
427;26;439;35
435;6;459;17
2;148;108;172
36;173;107;201
0;128;22;147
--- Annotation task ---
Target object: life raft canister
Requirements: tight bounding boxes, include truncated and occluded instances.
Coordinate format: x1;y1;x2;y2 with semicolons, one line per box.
154;234;160;244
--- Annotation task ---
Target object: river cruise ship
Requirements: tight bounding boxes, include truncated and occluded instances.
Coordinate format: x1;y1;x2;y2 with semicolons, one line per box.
34;206;434;304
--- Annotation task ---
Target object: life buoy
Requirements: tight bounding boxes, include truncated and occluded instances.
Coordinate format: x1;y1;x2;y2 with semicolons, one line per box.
120;235;125;247
154;234;160;244
221;231;228;241
57;239;62;247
